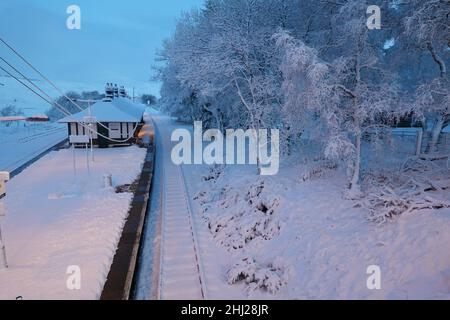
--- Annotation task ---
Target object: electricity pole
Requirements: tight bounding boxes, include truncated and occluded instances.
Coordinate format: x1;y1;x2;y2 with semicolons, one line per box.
0;171;10;270
87;100;94;163
76;98;99;163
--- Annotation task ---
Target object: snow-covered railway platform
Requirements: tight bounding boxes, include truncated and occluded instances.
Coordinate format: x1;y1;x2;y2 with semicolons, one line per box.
0;146;146;300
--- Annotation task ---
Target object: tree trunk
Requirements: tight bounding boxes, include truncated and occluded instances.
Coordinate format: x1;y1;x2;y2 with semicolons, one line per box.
428;115;445;153
426;42;448;154
416;128;424;156
349;132;362;195
189;104;195;124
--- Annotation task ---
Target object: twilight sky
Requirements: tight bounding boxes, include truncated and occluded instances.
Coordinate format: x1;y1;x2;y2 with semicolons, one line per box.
0;0;203;100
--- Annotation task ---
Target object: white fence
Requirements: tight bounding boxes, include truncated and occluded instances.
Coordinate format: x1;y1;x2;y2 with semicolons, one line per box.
385;128;450;155
362;129;450;171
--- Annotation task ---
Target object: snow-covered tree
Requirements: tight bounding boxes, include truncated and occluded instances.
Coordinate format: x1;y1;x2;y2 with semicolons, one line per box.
140;94;157;106
276;1;406;197
404;0;450;153
0;105;24;127
158;0;335;133
46;91;96;121
158;0;446;193
166;1;285;131
157;9;221;127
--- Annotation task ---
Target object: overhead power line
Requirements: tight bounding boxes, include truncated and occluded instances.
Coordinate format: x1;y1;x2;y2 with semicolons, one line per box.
1;60;140;142
0;65;65;114
0;59;139;143
0;36;120;135
0;73;41;81
0;56;67;113
1;61;140;143
0;36;140;143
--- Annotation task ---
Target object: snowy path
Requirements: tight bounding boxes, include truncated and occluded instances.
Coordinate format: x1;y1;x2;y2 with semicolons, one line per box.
156;117;207;300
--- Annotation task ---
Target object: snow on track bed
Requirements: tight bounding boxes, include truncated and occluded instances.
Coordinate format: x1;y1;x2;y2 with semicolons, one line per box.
0;123;67;172
18;127;65;143
157;118;207;300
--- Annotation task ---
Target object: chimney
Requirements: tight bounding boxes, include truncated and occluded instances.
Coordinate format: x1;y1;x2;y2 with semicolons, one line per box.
113;84;119;98
103;83;114;102
119;86;127;98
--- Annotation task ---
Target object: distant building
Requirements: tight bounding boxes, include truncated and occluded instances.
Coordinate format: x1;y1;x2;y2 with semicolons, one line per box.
59;84;146;148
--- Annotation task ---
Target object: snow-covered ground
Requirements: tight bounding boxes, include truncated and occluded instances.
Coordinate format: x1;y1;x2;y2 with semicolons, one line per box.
0;123;66;172
192;164;450;299
161;119;450;300
2;114;447;300
0;146;146;300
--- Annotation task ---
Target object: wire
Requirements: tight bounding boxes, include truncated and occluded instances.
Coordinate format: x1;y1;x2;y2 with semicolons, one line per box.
0;65;67;115
0;56;71;115
0;36;139;142
0;60;140;143
0;37;100;121
0;37;142;143
0;37;84;111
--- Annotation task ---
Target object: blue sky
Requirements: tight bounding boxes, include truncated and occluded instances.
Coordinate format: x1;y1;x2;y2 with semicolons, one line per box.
0;0;203;99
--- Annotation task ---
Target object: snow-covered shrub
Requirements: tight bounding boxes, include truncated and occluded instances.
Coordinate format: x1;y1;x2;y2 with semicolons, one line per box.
298;157;338;182
194;185;234;213
202;165;225;182
198;180;281;251
360;158;450;224
227;257;288;295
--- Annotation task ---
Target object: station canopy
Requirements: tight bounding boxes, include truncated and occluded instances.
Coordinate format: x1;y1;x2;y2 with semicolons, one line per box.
59;97;145;124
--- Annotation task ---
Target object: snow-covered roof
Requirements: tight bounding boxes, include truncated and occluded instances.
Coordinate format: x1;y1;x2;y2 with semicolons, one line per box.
58;97;145;123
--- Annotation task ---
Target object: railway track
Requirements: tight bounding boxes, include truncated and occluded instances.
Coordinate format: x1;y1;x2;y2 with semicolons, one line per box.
157;119;208;300
18;127;66;144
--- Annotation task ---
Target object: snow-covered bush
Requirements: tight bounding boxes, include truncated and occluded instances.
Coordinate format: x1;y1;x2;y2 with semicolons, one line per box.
298;156;338;182
197;179;281;251
360;158;450;224
202;165;225;182
227;257;288;295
